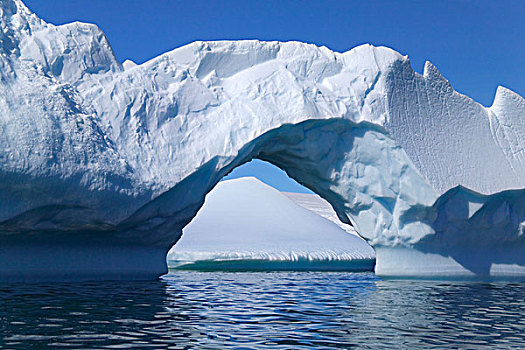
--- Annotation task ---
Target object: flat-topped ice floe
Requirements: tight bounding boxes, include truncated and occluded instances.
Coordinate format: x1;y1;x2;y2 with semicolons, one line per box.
0;0;523;280
168;177;375;271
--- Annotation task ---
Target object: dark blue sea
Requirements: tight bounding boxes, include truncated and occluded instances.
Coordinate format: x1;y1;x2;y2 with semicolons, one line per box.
1;272;524;349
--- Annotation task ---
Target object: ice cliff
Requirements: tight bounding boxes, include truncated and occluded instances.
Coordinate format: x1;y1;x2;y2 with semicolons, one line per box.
0;0;523;280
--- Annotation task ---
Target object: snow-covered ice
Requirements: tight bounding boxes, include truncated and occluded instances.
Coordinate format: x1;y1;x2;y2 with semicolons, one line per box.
0;0;523;280
168;177;374;271
284;192;360;237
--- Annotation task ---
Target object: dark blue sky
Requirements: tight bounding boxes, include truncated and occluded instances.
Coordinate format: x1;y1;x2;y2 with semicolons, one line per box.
23;0;524;193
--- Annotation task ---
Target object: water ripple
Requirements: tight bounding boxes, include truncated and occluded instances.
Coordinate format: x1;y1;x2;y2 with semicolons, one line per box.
0;272;524;348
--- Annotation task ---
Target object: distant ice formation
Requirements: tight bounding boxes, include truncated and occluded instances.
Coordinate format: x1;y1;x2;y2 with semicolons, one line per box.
284;192;360;237
168;177;374;271
0;0;523;280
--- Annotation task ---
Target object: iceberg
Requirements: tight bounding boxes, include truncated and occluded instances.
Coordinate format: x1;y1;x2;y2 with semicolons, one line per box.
168;177;375;271
0;0;523;280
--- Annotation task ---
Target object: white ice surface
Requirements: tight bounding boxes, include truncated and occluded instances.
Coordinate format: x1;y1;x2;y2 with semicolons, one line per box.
168;177;374;265
284;192;359;237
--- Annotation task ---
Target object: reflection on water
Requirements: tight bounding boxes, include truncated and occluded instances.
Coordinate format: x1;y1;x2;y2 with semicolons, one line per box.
0;272;524;348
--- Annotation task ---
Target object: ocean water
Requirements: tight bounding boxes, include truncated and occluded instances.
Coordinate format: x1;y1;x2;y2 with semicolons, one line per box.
0;272;524;349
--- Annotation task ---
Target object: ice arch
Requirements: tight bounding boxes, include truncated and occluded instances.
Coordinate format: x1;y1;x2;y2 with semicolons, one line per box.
0;0;524;280
121;118;435;252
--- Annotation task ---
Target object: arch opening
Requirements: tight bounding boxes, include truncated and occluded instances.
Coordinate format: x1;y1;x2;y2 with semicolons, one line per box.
167;159;376;271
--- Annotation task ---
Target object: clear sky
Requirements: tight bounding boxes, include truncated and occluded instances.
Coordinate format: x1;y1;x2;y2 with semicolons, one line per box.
23;0;524;193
